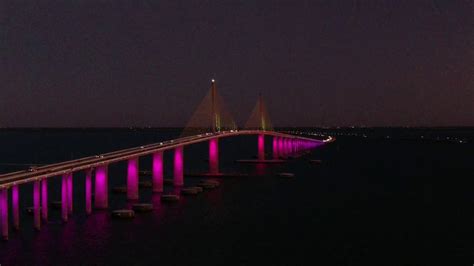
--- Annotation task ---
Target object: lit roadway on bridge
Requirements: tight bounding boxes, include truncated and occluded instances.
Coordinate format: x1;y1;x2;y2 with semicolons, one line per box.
0;130;329;188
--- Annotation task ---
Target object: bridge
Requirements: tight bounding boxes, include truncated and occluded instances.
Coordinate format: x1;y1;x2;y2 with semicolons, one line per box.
0;80;332;241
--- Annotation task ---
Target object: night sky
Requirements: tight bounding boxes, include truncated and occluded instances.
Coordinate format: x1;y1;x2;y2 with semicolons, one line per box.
1;0;472;127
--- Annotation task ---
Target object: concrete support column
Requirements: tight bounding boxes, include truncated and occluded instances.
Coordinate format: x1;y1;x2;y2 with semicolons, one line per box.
85;169;92;215
174;146;184;186
127;157;139;200
209;138;219;174
94;165;108;209
152;152;164;193
0;188;8;240
61;174;68;222
258;134;265;161
67;173;73;215
12;185;19;231
278;137;285;158
41;179;48;221
33;180;41;230
272;137;279;159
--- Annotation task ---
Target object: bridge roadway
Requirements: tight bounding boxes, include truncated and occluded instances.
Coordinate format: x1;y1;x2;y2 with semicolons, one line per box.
0;130;328;188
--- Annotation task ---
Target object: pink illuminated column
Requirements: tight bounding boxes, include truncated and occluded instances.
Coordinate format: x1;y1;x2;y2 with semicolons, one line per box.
0;188;8;240
283;138;288;158
67;173;73;215
152;152;163;193
285;138;290;156
278;137;285;158
95;165;108;209
61;175;68;222
209;138;219;174
41;179;48;221
258;134;265;160
272;137;278;159
174;146;184;186
33;180;41;230
12;185;19;230
127;157;139;200
85;169;92;215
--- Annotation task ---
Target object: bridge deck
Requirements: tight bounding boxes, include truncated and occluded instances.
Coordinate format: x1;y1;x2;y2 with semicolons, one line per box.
0;130;328;188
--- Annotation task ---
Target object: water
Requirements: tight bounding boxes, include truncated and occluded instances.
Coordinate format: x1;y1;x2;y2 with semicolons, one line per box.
0;128;472;265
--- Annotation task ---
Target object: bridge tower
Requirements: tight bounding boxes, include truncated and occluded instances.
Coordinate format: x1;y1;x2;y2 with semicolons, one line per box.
209;79;219;174
181;79;236;176
258;93;265;131
211;79;219;133
257;93;265;160
245;93;274;160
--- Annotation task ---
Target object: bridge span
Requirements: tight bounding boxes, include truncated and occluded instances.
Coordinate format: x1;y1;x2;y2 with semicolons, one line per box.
0;129;329;240
0;79;334;241
0;130;326;187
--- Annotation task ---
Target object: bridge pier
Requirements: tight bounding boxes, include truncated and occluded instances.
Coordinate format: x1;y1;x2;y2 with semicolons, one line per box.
258;134;265;160
289;139;292;154
272;137;279;159
95;165;108;209
41;179;48;221
12;185;19;230
209;138;219;174
67;173;73;215
152;152;163;193
285;138;290;156
61;174;68;222
281;138;287;158
0;188;8;240
33;180;41;230
127;157;139;200
85;169;92;215
174;146;184;186
278;137;284;158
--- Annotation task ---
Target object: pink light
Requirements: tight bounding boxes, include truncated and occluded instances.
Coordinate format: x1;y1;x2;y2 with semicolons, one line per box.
85;169;92;215
61;174;68;222
152;152;164;193
0;189;8;240
12;185;19;230
95;165;108;209
272;137;278;159
278;137;285;158
34;180;41;230
67;173;73;214
41;179;48;221
174;146;184;186
127;157;139;200
258;134;265;160
209;138;219;174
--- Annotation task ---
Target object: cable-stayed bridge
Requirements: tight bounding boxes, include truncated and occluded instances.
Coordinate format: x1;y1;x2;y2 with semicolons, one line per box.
0;80;333;240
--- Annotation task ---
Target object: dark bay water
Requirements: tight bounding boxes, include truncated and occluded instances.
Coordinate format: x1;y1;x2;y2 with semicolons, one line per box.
0;128;472;265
